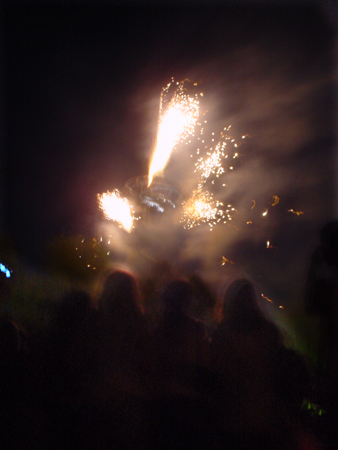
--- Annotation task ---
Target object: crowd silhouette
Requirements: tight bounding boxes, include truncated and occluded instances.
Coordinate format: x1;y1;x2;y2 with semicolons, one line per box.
1;223;337;449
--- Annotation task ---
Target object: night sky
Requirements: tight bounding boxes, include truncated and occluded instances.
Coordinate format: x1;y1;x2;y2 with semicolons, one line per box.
3;3;337;307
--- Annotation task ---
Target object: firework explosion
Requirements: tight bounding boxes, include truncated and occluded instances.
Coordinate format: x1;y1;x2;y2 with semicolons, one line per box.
97;78;303;239
98;79;247;233
180;122;245;229
97;190;134;232
181;188;223;230
148;79;201;186
194;127;240;182
91;75;316;318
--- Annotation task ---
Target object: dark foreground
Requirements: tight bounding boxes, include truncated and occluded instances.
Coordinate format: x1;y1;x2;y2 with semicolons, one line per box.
0;273;333;450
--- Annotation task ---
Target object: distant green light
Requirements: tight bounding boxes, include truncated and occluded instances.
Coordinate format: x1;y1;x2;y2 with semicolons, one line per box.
302;398;325;417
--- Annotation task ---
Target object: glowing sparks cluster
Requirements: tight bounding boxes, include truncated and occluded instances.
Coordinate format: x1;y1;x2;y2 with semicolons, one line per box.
195;143;225;180
98;79;245;234
194;132;239;182
97;190;133;232
181;125;244;229
148;79;201;186
181;188;224;229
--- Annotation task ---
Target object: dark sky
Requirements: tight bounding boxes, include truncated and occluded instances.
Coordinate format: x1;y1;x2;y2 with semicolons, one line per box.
3;2;337;306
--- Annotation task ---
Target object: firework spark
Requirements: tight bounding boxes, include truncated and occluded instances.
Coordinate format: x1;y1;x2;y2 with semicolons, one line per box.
272;195;280;206
288;209;304;216
148;79;201;186
195;141;226;180
183;123;243;229
266;241;278;249
181;188;225;229
221;256;234;265
194;129;240;183
97;190;133;232
261;293;273;303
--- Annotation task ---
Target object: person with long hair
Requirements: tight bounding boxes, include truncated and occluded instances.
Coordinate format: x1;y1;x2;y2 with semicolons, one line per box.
210;278;297;450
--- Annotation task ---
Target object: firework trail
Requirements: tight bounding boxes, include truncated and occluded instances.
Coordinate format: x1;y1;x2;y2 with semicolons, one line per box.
148;79;201;186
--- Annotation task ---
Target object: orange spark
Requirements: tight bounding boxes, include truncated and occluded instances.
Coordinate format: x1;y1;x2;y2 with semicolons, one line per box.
261;293;273;303
221;257;234;265
288;209;304;216
266;241;278;249
272;195;280;206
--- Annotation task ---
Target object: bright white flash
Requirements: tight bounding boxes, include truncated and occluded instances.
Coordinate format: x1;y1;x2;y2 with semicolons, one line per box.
97;190;133;232
148;81;200;186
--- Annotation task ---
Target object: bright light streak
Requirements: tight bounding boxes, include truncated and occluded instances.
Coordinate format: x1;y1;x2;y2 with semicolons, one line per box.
267;241;278;249
142;197;165;212
148;80;200;186
97;190;133;232
261;293;273;303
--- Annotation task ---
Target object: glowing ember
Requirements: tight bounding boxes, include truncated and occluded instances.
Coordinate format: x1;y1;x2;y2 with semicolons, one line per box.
266;241;278;249
261;293;273;303
288;209;304;215
272;195;280;206
221;256;234;265
97;190;133;232
148;79;200;186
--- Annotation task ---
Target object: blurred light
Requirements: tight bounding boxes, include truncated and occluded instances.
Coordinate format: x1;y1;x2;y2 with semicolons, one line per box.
1;262;11;278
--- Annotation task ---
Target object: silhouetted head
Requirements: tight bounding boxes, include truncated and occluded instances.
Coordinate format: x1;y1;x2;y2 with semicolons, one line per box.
0;318;21;357
223;278;264;331
163;279;194;315
321;221;338;267
99;270;141;319
189;274;216;312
